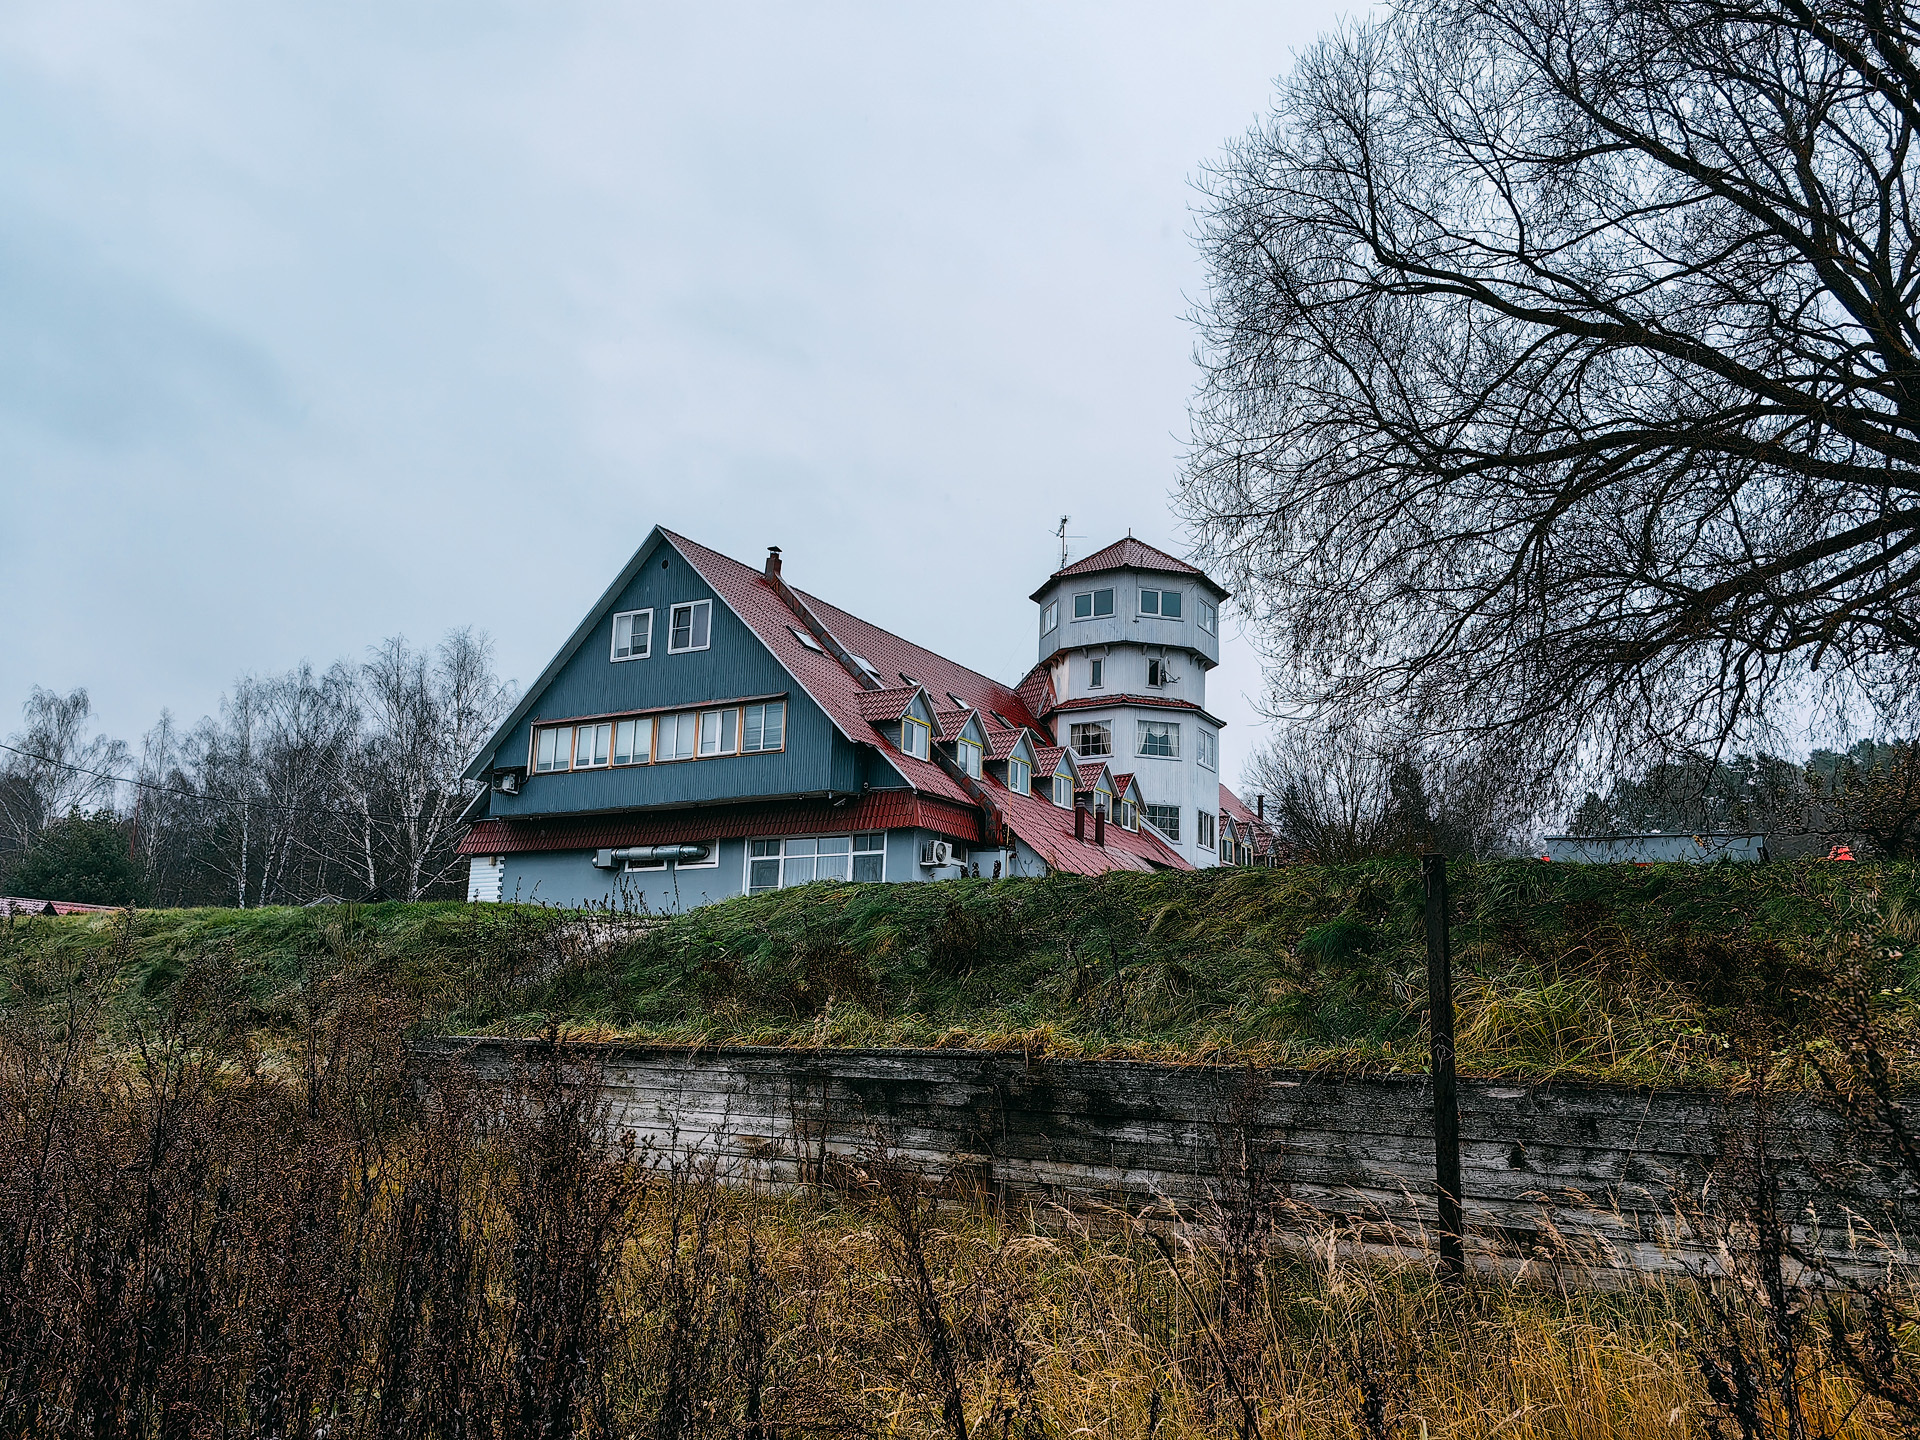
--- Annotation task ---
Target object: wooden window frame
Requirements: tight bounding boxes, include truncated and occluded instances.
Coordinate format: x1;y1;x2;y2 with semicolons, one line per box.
668;599;712;654
611;608;653;662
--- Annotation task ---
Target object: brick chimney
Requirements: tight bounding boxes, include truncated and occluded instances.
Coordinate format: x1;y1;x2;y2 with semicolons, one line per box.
1074;804;1087;842
1255;793;1265;820
765;545;782;579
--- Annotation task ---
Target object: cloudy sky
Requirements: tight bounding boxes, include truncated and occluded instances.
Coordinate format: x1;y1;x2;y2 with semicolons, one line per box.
1;1;1345;789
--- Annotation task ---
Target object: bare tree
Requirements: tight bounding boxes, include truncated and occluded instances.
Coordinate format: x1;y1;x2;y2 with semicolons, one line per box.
0;689;128;855
1245;723;1528;859
344;630;513;901
1183;0;1920;788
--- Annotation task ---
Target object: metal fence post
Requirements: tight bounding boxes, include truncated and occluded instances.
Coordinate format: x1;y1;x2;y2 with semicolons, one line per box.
1424;852;1466;1278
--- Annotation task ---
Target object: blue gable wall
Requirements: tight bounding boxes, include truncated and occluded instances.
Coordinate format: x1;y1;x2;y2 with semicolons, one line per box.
480;536;889;817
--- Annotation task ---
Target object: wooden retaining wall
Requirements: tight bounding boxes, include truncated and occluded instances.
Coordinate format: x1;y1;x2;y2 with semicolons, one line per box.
416;1039;1919;1279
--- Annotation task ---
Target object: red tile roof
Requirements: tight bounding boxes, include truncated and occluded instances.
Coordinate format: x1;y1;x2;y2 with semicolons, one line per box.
0;896;119;916
1045;693;1227;727
982;724;1030;761
982;772;1189;876
856;686;921;723
1076;761;1110;790
1031;744;1068;778
662;531;1037;811
459;791;983;856
1219;784;1291;860
1029;536;1227;599
1014;665;1055;723
934;708;976;740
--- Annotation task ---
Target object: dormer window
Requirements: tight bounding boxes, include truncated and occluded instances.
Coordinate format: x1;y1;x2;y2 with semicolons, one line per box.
1121;799;1138;830
1072;589;1114;620
958;737;983;778
1139;588;1183;618
900;716;931;760
1006;757;1031;794
1053;772;1073;808
611;609;652;661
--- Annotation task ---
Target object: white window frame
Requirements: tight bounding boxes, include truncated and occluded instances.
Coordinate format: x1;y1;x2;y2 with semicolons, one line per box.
1053;772;1073;808
533;724;573;773
1006;757;1031;794
613;716;652;766
1146;658;1168;688
573;721;612;769
1041;601;1058;633
1121;798;1138;830
746;832;884;893
1071;588;1114;621
1137;720;1180;758
1095;785;1112;816
1139;588;1184;618
1144;803;1180;840
958;737;983;778
1068;721;1111;757
698;707;740;757
900;715;931;760
668;599;712;654
1198;600;1217;635
611;608;653;661
656;711;698;762
1198;811;1216;850
1198;728;1217;771
1088;658;1104;688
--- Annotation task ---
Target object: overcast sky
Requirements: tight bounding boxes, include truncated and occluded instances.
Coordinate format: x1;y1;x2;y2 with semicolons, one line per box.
1;1;1348;791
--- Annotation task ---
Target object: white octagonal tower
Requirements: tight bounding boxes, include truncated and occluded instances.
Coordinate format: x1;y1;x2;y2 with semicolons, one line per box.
1028;537;1230;867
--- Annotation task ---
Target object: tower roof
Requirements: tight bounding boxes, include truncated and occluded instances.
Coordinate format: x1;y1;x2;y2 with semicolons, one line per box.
1029;536;1229;601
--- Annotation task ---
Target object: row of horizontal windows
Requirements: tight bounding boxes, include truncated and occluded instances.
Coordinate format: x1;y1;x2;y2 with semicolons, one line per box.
532;701;785;773
610;600;712;661
749;833;886;891
1040;591;1217;635
1062;719;1198;762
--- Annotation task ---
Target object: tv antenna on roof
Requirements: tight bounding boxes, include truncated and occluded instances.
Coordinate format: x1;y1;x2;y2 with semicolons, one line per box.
1055;515;1083;569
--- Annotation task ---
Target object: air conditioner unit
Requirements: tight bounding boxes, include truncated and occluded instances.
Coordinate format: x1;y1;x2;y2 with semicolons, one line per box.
920;840;955;867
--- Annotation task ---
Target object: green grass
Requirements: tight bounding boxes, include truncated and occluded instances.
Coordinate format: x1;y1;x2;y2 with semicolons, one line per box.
5;860;1918;1085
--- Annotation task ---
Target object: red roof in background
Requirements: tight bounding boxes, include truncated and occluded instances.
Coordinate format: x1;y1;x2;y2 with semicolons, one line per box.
1029;537;1226;599
460;791;983;856
1112;772;1135;801
1219;784;1289;858
1;896;119;916
856;686;921;723
984;772;1189;876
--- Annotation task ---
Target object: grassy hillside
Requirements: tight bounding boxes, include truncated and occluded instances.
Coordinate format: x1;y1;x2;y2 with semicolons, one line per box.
4;860;1918;1085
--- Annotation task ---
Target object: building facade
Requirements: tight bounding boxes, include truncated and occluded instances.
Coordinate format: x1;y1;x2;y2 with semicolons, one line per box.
457;529;1280;908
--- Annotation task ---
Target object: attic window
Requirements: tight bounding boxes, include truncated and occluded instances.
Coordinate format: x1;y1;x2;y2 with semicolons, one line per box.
946;691;967;710
1006;757;1031;794
899;716;931;760
1052;773;1073;808
958;737;983;778
789;626;824;653
899;672;920;687
668;600;712;654
850;655;882;682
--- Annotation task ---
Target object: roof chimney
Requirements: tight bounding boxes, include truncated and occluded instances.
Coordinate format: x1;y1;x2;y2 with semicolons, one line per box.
765;546;782;579
1074;803;1087;843
1255;793;1265;820
1094;806;1106;846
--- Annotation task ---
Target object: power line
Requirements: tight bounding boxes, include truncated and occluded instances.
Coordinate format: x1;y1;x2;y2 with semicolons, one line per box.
0;740;478;829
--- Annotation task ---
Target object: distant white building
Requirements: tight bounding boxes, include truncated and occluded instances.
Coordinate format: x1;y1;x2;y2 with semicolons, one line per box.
1542;833;1769;864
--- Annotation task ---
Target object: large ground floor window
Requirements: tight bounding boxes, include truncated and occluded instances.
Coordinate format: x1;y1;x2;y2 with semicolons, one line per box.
748;832;885;891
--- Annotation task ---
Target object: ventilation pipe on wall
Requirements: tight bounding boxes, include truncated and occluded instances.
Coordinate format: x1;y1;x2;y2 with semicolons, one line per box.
592;843;711;869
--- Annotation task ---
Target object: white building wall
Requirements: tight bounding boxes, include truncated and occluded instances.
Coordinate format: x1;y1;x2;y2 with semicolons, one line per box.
467;854;505;903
